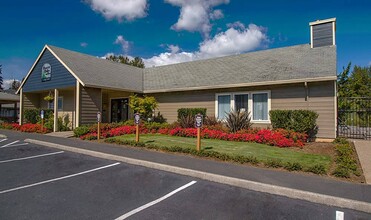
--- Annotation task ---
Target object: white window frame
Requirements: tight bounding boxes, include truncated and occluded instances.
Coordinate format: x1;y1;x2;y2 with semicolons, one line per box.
48;96;63;111
215;93;232;120
215;91;271;123
251;91;271;123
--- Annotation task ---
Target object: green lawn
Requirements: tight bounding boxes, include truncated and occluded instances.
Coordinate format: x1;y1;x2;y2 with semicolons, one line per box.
111;134;331;168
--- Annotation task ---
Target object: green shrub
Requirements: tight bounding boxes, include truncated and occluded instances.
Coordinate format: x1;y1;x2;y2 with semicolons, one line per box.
74;126;90;137
284;162;303;171
144;122;169;131
332;142;359;178
333;137;348;145
24;109;53;124
269;110;318;137
177;108;207;120
332;167;350;178
265;159;284;168
153;112;167;123
225;110;252;133
44;115;70;132
179;114;195;128
306;164;327;175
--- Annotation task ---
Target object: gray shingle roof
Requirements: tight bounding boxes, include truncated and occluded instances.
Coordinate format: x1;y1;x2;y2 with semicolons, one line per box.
48;45;143;92
0;92;19;103
143;44;336;92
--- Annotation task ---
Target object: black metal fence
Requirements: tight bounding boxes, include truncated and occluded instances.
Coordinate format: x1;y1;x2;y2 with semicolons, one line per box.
337;97;371;140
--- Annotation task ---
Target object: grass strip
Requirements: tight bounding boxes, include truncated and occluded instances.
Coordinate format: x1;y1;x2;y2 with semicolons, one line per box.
105;134;331;175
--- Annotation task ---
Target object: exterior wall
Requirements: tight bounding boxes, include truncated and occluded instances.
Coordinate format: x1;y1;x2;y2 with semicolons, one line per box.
80;87;102;125
150;90;216;122
23;49;76;92
312;22;334;47
40;90;75;128
271;81;336;138
23;93;41;109
102;90;134;123
151;81;336;138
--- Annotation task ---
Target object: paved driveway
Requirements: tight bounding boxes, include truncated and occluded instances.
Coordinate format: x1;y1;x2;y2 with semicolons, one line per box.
0;136;370;219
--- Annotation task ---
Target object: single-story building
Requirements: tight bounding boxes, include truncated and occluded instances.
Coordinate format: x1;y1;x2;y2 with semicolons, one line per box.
17;18;337;139
0;92;19;122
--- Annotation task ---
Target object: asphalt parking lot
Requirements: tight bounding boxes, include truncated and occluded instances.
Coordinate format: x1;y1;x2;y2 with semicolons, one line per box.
0;136;370;220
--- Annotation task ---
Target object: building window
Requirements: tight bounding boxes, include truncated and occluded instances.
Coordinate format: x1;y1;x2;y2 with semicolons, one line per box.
48;97;63;111
217;95;231;120
216;91;270;122
252;93;268;121
234;94;248;112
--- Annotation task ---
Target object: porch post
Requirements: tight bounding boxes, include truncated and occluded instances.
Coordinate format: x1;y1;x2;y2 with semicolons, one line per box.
75;81;80;127
54;89;59;132
19;88;24;125
13;102;17;123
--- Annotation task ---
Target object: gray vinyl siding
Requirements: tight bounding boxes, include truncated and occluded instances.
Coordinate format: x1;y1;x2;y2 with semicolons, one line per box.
23;93;40;109
150;91;216;122
152;81;336;139
271;81;335;138
80;87;102;125
23;49;76;92
312;22;334;48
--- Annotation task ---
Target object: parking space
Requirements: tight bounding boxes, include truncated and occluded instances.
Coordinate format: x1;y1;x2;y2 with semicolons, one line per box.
0;138;197;219
0;137;370;220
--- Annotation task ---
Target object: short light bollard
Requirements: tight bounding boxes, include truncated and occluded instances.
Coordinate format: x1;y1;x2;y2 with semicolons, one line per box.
97;111;101;141
195;113;203;152
134;113;140;142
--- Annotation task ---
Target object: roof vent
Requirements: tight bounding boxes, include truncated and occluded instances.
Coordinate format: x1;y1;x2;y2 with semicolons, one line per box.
309;18;336;48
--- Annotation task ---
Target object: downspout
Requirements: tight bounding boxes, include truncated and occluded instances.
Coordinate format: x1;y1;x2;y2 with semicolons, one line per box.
19;89;23;125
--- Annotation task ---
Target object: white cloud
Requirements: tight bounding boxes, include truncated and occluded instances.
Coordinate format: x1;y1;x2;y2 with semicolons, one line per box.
85;0;148;22
3;79;20;90
165;0;229;38
210;9;224;20
144;51;196;67
114;35;130;53
80;42;88;47
144;22;268;67
199;23;268;58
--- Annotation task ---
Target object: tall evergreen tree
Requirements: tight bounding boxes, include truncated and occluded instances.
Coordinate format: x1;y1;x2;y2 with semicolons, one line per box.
107;55;145;68
11;79;21;91
0;64;3;91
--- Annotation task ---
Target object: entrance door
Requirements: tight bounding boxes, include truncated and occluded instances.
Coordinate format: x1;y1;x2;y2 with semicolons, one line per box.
111;98;129;123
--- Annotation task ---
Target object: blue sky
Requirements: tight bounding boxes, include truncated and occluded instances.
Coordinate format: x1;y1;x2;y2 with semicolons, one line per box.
0;0;370;88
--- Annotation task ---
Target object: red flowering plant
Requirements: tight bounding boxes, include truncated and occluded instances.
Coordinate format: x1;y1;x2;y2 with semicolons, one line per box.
19;123;49;133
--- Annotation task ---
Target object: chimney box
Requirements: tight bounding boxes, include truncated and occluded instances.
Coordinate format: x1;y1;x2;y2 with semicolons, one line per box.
309;18;336;48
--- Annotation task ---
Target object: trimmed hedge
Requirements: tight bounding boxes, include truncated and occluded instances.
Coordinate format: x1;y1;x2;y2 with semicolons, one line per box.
269;110;318;137
24;109;53;124
177;108;207;120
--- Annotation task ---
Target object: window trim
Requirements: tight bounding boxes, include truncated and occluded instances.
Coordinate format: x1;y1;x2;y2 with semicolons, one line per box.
48;96;63;111
251;91;271;123
215;93;232;120
215;91;271;123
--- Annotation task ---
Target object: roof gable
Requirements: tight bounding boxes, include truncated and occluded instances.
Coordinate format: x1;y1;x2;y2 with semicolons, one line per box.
22;47;76;93
47;45;143;92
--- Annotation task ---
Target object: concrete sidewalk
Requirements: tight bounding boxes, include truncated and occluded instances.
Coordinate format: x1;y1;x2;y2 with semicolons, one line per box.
353;140;371;184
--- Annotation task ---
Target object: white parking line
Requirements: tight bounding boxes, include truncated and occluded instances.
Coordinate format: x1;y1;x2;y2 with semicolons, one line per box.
115;180;197;220
0;140;20;148
6;143;29;147
0;139;8;143
0;162;120;194
0;151;64;164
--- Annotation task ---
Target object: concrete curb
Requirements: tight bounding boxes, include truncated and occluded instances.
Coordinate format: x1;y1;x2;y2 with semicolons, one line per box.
25;138;371;214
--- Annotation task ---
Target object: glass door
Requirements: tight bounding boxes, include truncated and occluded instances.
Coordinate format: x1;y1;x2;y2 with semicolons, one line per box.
111;98;129;122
